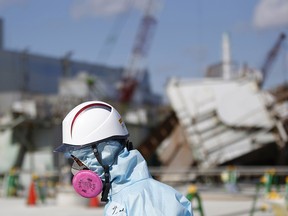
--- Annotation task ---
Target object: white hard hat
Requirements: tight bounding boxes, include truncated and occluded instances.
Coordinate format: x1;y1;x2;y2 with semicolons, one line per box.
54;101;129;152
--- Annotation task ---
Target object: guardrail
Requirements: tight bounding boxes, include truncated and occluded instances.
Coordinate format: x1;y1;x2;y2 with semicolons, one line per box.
148;166;288;184
149;166;288;176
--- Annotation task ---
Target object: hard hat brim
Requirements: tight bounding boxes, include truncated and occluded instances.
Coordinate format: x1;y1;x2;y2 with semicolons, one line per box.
54;135;129;153
53;143;85;153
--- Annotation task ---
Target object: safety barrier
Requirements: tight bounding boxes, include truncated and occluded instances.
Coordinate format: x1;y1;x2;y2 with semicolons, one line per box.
250;170;287;216
186;184;205;216
27;175;37;206
89;196;100;208
220;165;239;193
6;168;20;197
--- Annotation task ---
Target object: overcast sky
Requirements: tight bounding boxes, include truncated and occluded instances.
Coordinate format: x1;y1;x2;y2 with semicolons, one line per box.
0;0;288;96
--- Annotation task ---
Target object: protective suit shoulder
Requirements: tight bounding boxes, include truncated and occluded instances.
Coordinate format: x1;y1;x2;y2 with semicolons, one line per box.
106;178;193;216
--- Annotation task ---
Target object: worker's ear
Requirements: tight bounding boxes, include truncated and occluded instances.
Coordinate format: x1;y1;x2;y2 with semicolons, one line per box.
125;140;133;151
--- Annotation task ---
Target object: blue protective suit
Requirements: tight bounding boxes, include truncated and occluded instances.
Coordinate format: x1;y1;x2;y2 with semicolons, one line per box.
103;149;193;216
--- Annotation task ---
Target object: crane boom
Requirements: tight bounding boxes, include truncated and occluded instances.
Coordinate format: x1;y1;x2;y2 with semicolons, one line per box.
119;0;157;103
259;33;286;88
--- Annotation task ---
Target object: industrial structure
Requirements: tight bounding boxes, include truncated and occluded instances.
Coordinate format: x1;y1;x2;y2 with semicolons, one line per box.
137;33;288;178
0;17;161;175
0;6;287;215
0;16;287;191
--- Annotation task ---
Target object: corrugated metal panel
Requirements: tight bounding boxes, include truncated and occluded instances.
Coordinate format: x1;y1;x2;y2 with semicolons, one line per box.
166;77;281;168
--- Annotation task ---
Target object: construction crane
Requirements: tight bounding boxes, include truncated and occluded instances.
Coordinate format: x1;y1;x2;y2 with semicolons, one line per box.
118;0;158;103
259;33;286;88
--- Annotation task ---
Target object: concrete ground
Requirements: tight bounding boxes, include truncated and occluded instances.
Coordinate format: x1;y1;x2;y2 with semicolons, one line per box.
0;184;285;216
0;196;278;216
0;197;104;216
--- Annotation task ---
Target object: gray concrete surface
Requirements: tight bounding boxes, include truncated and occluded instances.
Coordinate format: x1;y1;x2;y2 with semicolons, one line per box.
0;195;278;216
0;184;283;216
0;197;104;216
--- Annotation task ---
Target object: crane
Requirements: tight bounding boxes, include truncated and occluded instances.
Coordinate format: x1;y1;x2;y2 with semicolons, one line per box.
259;33;286;88
118;0;158;103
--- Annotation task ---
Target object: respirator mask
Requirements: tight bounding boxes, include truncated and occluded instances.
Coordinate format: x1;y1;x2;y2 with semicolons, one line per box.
67;140;125;201
70;154;103;198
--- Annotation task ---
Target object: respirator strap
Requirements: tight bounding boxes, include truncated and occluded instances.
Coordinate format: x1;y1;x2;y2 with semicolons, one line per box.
92;145;111;202
101;165;111;202
91;141;130;202
125;140;134;151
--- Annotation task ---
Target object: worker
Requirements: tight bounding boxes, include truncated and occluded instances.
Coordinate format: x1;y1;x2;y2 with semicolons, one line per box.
54;101;193;216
